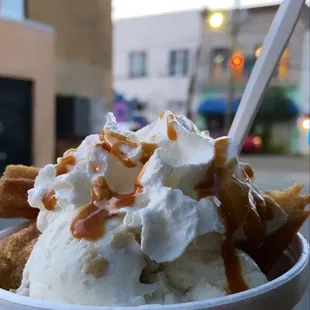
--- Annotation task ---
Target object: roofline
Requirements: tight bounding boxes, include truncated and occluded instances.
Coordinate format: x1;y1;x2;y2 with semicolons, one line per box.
115;1;309;22
0;16;54;33
113;8;200;22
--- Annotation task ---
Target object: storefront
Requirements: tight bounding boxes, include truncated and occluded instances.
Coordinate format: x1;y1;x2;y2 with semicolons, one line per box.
0;17;55;172
197;86;300;154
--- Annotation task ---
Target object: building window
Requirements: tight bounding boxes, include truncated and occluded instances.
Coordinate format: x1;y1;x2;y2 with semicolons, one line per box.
211;48;230;69
0;0;25;19
255;44;289;81
210;47;230;81
169;49;189;77
129;52;147;78
276;47;289;81
255;43;276;78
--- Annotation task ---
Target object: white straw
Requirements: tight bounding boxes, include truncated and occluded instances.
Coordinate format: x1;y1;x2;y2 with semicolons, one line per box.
228;0;305;151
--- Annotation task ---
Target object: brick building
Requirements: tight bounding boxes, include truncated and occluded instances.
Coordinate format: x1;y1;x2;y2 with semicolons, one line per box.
0;0;112;172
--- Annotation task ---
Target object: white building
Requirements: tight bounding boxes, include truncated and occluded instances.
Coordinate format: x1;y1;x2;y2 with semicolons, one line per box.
113;10;201;121
114;6;309;155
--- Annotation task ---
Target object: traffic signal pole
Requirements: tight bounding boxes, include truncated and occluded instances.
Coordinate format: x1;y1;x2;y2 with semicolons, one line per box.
185;47;201;120
224;0;241;134
185;9;207;121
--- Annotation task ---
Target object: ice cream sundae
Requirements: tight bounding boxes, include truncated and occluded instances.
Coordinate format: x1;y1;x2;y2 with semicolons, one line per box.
0;111;309;307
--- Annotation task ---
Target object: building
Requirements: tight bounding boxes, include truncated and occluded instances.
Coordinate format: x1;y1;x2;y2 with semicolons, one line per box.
0;0;55;171
0;0;112;173
114;10;201;121
197;4;309;153
298;24;310;155
113;4;309;154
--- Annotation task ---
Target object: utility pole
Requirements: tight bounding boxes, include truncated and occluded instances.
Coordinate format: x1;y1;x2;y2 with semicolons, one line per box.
224;0;241;134
185;46;201;120
185;9;221;121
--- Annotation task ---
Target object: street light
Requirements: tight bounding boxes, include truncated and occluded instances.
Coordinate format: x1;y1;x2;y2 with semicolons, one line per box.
301;118;310;130
255;46;262;58
208;12;225;29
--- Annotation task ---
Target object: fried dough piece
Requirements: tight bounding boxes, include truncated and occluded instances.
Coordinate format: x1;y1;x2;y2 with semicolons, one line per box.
0;178;39;220
0;221;39;290
209;139;309;274
0;165;39;220
241;185;310;274
3;165;39;180
265;184;310;213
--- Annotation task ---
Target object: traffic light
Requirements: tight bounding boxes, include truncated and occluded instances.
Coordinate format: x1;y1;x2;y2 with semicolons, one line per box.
230;53;244;80
230;55;243;68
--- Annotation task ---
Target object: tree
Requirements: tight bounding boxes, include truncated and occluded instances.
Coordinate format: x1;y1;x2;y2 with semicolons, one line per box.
251;86;297;153
256;86;297;122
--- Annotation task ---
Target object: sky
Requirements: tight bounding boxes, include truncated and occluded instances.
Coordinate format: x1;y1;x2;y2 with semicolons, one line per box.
113;0;309;19
0;0;24;19
1;0;308;21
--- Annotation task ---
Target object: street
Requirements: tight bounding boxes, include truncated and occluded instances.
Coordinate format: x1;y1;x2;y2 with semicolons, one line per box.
0;156;309;309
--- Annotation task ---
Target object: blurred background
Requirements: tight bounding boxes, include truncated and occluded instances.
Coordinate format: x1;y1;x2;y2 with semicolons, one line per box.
0;0;309;168
0;0;309;308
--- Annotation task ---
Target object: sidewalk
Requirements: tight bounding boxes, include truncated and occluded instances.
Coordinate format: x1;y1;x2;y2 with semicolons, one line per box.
240;155;310;172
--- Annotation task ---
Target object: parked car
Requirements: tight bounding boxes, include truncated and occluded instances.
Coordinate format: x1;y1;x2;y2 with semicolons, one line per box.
242;136;263;153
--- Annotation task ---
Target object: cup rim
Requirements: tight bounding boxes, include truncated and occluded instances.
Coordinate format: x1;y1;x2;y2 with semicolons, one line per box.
0;232;309;310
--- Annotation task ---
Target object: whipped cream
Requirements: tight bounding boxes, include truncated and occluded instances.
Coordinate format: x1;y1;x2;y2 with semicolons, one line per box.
18;111;269;305
29;111;226;261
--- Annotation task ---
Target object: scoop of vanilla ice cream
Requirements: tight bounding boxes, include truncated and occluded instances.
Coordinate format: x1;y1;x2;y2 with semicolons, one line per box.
162;246;268;302
18;215;151;306
17;111;267;306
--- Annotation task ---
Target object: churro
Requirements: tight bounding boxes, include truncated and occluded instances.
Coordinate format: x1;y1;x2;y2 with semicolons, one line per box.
3;165;39;180
0;165;39;220
0;221;39;290
0;165;40;290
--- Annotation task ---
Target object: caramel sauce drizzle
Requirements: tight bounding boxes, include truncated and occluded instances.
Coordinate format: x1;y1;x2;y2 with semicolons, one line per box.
71;176;143;241
239;192;310;274
195;137;263;294
71;130;158;241
63;148;76;157
220;205;249;294
158;111;178;141
140;142;158;164
43;130;157;240
196;136;310;292
42;190;57;211
166;113;177;141
242;163;254;179
55;155;76;176
159;111;165;119
41;151;76;210
96;129;158;168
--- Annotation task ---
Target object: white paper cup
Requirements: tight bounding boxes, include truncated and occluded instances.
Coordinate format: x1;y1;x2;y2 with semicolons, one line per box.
0;224;309;310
